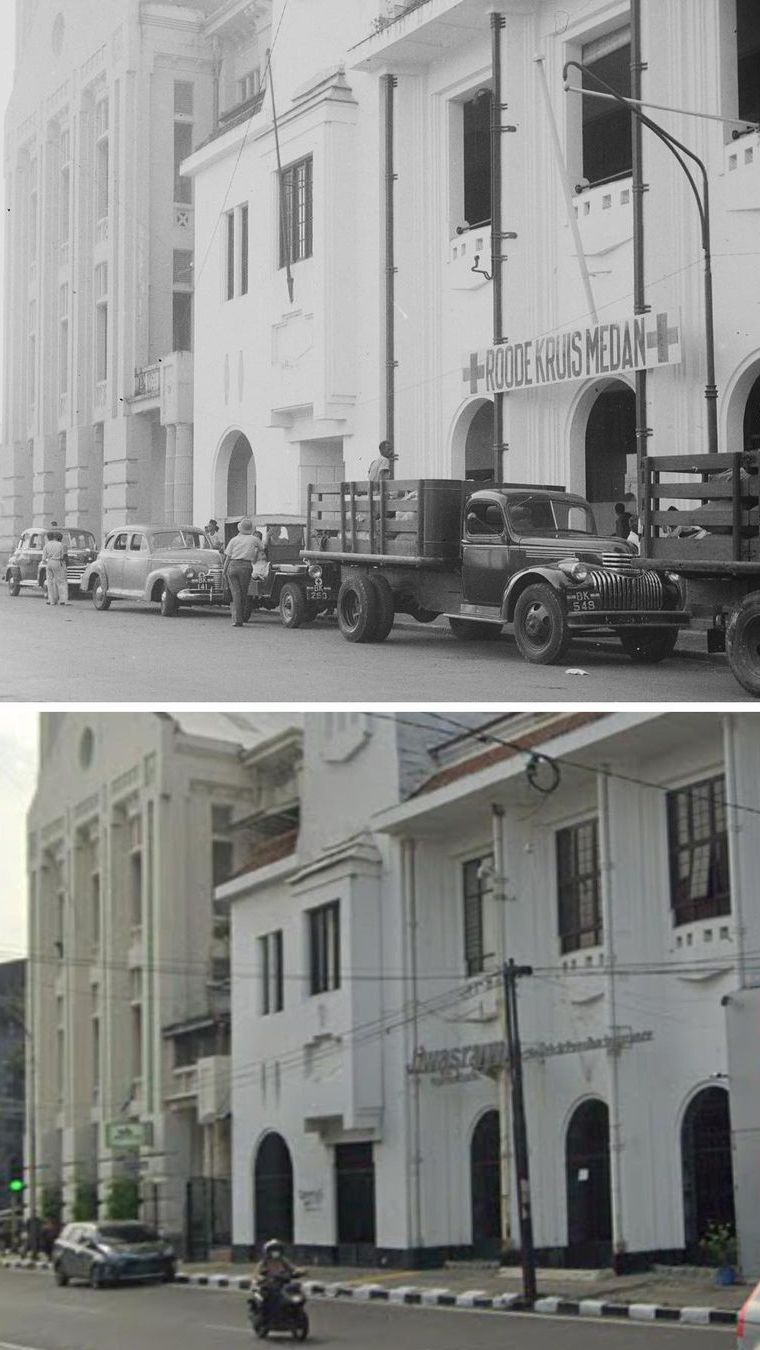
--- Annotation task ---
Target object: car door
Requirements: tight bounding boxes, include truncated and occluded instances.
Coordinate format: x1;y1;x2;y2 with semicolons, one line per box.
460;497;510;608
122;532;150;597
63;1225;83;1278
26;532;44;586
106;532;131;593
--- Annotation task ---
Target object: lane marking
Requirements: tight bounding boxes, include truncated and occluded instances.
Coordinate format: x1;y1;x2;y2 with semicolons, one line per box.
0;1342;49;1350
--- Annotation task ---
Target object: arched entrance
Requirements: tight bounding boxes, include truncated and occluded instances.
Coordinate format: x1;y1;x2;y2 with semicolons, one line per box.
254;1132;293;1246
681;1087;734;1253
584;384;636;536
214;430;256;531
743;373;760;452
451;399;495;481
470;1109;501;1255
566;1099;612;1265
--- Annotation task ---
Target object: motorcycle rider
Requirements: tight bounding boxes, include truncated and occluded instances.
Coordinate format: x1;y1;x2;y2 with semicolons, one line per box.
255;1239;296;1318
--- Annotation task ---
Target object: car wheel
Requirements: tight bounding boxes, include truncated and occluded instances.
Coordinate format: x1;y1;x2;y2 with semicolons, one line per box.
92;581;111;611
448;616;501;641
53;1263;68;1287
337;575;379;643
253;1318;269;1340
279;581;307;629
617;627;679;663
160;586;179;617
89;1262;105;1289
369;574;395;642
7;573;20;597
293;1311;309;1341
162;1265;176;1283
726;595;760;697
513;583;570;664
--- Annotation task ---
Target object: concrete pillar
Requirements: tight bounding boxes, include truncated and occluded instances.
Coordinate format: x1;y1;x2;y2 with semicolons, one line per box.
174;423;193;523
0;439;33;559
102;417;151;532
32;432;65;525
164;424;177;524
64;425;95;531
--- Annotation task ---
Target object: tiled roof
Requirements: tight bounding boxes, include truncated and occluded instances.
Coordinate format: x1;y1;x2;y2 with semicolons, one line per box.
226;828;299;881
414;713;607;796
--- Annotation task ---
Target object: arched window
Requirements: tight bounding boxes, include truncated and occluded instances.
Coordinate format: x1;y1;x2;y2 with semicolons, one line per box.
566;1098;612;1264
681;1086;734;1252
254;1132;293;1246
470;1109;501;1255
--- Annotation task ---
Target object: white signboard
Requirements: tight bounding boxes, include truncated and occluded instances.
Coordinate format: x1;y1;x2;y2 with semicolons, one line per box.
462;309;682;396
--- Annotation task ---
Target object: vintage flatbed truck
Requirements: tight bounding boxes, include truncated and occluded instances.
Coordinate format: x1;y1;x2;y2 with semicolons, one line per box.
634;450;760;695
296;478;687;663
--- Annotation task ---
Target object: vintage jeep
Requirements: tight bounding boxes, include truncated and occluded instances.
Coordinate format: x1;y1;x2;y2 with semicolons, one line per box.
80;525;225;615
6;526;98;597
244;515;333;627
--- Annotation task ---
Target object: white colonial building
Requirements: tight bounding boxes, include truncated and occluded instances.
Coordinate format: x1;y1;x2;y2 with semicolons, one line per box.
223;710;760;1273
26;710;294;1252
185;0;760;534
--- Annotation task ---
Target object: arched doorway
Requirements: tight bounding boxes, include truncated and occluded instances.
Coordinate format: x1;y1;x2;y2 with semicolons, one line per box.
584;384;636;536
744;373;760;452
254;1132;293;1246
214;430;256;532
451;399;495;481
681;1087;734;1253
566;1099;612;1265
470;1109;501;1255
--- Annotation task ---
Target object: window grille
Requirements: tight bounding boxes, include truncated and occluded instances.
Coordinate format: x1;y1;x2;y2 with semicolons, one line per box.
279;156;313;268
309;901;340;995
667;776;730;925
462;855;492;976
556;819;602;953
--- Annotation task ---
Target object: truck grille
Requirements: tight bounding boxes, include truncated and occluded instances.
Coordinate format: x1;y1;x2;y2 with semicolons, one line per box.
587;567;664;611
600;553;635;571
67;566;86;583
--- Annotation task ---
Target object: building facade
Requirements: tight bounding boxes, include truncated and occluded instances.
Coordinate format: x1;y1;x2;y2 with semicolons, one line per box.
0;960;26;1216
224;711;760;1272
26;710;293;1249
0;0;218;558
186;0;760;533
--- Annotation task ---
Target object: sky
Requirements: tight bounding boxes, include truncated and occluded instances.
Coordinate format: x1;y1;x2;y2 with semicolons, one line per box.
0;710;38;962
0;1;15;420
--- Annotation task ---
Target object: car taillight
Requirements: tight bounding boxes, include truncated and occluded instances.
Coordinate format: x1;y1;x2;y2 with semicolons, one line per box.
738;1302;748;1339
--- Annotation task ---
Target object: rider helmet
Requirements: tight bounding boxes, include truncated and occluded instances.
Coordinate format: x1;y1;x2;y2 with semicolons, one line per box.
263;1239;284;1256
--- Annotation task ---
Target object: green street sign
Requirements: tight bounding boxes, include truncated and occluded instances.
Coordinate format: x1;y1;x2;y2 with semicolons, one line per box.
105;1121;149;1150
9;1179;25;1193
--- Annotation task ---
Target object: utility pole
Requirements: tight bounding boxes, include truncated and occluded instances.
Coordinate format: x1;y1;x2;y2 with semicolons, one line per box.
490;805;512;1258
502;958;536;1304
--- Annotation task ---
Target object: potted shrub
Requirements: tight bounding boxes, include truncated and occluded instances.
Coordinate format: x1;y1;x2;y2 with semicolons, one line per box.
700;1222;738;1285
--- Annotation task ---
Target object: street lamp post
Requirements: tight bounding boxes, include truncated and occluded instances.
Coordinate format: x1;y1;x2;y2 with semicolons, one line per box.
0;995;38;1258
563;59;719;458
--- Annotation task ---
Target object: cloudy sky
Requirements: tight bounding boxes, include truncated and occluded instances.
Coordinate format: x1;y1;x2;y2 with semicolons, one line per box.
0;711;39;960
0;3;13;417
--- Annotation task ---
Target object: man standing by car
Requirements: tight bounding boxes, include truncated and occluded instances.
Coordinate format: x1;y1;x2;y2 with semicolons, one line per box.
205;519;225;551
42;531;68;606
223;517;264;626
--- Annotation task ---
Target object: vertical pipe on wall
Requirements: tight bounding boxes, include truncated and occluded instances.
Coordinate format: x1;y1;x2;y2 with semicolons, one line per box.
383;74;398;477
631;0;650;553
401;838;422;1252
597;767;625;1271
723;714;747;991
491;13;506;481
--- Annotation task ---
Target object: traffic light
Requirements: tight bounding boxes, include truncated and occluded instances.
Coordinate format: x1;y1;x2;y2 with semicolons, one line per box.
9;1178;25;1194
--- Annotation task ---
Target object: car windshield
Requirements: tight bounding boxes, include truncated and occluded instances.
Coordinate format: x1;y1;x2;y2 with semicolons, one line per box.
96;1224;159;1243
149;530;208;550
263;524;304;545
507;495;597;536
62;531;96;549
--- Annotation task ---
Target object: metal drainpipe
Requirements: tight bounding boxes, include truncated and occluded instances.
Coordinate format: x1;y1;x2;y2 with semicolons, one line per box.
491;803;512;1254
491;13;506;481
723;715;747;991
598;767;625;1271
631;0;650;554
402;838;422;1252
383;74;398;478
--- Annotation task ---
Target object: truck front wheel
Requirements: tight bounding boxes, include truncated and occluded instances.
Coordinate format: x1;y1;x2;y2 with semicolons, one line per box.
726;595;760;697
617;627;678;663
337;575;379;643
513;584;570;664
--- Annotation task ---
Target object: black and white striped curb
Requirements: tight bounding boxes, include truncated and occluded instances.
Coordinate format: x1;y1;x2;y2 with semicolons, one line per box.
173;1272;739;1326
1;1257;52;1271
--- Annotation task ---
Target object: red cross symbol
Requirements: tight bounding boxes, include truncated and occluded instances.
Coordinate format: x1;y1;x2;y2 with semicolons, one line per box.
646;312;680;363
463;351;485;393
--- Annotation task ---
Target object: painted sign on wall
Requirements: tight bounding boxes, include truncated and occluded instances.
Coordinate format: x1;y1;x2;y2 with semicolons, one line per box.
462;310;681;396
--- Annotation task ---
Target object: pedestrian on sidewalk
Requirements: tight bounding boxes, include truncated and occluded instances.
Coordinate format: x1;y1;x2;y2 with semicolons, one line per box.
223;517;264;627
42;531;69;606
368;440;396;482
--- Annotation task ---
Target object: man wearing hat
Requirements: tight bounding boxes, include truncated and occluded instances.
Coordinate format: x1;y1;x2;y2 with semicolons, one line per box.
222;517;265;626
205;518;224;551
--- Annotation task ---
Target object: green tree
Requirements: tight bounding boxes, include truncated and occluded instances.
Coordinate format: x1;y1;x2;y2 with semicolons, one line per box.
105;1178;139;1220
40;1186;62;1223
73;1179;98;1222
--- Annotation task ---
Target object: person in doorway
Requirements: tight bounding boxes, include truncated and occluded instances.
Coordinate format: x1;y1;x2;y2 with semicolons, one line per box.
42;531;69;605
613;502;632;540
223;517;264;626
205;519;224;551
367;440;396;482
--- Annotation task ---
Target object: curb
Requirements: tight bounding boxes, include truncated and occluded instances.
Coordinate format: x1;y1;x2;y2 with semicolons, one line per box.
172;1271;739;1326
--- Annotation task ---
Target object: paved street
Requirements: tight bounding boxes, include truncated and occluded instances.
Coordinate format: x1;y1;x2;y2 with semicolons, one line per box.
0;1270;735;1350
0;591;742;702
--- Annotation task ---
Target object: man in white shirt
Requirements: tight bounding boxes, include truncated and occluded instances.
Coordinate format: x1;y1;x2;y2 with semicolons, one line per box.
223;518;265;626
367;440;396;482
42;532;68;606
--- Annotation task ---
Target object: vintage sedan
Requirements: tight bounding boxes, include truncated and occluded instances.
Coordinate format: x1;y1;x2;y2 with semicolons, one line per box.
52;1220;175;1288
80;525;225;615
5;526;98;597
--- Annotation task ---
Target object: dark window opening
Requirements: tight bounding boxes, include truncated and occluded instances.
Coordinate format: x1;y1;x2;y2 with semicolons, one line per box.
557;819;602;953
172;292;192;352
463;90;491;228
174;121;193;205
667;776;730;926
582;40;632;185
226;210;235;300
309;900;340;995
240;203;249;295
280;157;312;268
463;855;491;977
738;0;760;126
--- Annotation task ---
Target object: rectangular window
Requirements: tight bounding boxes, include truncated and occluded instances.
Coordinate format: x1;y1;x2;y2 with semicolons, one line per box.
667;776;730;925
131;1005;142;1081
211;804;234;885
226;209;235;299
309;900;340;995
239;69;261;103
259;930;284;1014
95;99;109;219
29;187;37;262
130;848;142;930
556;819;602;953
172;292;192;352
174;119;193;205
279;156;313;268
738;0;760;125
174;80;194;117
92;1016;100;1095
95;303;107;383
59;131;70;244
462;855;492;976
59;284;69;396
581;29;632;185
91;872;101;951
463;90;492;228
240;203;249;294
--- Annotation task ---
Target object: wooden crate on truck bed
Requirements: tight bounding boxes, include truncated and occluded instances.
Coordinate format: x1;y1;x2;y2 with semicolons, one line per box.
641;451;760;562
305;479;470;563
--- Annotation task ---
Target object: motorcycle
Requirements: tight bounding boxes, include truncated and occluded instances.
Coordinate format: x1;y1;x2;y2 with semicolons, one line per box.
247;1270;309;1341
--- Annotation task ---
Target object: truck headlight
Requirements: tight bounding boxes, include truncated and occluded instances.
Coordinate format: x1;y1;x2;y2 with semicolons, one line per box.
308;564;323;580
181;565;196;579
558;558;589;584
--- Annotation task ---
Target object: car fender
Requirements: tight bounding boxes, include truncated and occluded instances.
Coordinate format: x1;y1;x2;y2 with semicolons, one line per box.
5;563;21;582
503;566;574;622
80;562;107;593
144;567;183;603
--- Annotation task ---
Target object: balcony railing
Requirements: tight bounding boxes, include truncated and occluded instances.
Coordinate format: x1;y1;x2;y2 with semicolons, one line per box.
134;363;160;399
371;0;431;33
